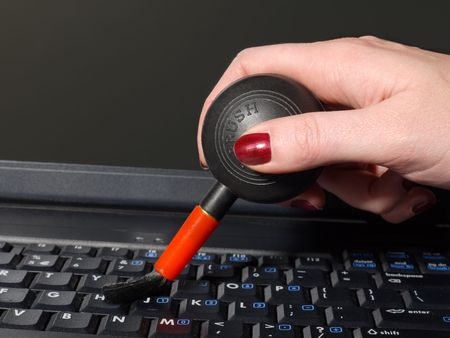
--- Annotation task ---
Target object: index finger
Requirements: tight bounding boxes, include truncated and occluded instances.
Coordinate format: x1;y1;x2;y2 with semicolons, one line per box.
196;37;406;165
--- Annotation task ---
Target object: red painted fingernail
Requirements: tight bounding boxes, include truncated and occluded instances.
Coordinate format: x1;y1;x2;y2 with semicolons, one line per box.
233;133;271;165
290;199;320;211
412;200;435;214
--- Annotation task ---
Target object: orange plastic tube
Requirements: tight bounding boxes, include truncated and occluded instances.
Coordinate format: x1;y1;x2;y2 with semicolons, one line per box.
154;205;219;281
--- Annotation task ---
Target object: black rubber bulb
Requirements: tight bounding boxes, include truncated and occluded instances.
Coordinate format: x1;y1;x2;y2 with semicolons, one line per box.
202;74;324;203
103;74;325;304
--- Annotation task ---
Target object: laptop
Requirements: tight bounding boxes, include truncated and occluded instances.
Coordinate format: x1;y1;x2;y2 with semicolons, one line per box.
1;1;450;337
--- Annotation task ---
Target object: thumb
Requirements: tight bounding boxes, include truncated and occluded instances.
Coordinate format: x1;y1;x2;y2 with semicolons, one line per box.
233;104;407;173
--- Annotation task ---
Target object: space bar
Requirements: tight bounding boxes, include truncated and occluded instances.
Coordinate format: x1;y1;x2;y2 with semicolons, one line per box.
0;328;94;338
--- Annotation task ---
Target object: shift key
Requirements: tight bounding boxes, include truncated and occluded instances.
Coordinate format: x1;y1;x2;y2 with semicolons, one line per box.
355;328;450;337
373;308;450;331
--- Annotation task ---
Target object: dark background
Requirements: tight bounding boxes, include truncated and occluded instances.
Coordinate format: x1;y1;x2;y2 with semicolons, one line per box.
0;1;449;170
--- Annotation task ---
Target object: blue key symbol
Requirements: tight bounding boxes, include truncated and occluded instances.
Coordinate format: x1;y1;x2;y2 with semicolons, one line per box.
242;283;254;289
156;297;169;304
264;267;277;273
288;285;300;292
301;304;315;311
177;319;190;325
253;302;266;309
330;326;343;333
145;251;157;258
131;260;144;266
278;324;292;331
443;316;450;323
205;299;218;306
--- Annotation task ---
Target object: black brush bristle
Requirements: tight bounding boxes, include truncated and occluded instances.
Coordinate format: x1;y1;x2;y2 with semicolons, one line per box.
102;270;171;304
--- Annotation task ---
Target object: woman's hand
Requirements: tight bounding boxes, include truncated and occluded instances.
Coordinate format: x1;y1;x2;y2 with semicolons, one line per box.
197;37;450;223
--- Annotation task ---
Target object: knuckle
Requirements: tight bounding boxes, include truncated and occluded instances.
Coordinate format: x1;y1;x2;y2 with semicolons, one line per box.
291;115;323;166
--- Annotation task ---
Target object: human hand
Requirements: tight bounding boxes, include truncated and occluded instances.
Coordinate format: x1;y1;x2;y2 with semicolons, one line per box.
197;37;450;223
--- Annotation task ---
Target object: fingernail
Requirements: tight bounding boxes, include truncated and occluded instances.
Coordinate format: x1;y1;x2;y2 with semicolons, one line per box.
402;179;415;191
233;133;271;165
290;199;320;211
199;160;209;170
412;200;435;214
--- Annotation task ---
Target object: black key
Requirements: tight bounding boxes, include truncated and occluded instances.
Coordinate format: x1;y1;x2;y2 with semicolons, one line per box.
375;272;450;289
177;264;196;280
217;282;261;302
230;301;274;324
382;251;418;273
203;320;245;337
373;308;450;331
295;256;331;271
242;266;283;285
253;323;296;337
264;284;306;305
60;245;96;257
384;251;412;260
191;252;217;265
418;251;450;274
0;269;33;287
303;326;352;338
0;287;35;308
260;255;292;270
344;250;379;272
77;274;118;293
19;254;63;272
1;308;48;330
199;263;237;282
224;253;257;268
179;298;227;320
0;252;20;268
310;287;355;307
420;251;448;261
31;290;80;311
98;247;133;259
0;242;12;252
420;261;450;274
325;306;372;327
383;259;419;273
355;327;450;337
130;296;173;317
63;256;108;274
171;280;214;299
330;270;374;289
135;249;161;263
277;303;325;326
356;288;404;309
402;288;450;310
31;272;77;291
24;243;59;255
108;259;151;277
149;317;196;337
47;311;99;334
80;293;128;315
98;315;150;337
285;269;328;287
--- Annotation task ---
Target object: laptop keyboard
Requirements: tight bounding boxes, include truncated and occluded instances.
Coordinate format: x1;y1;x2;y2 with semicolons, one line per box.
1;241;450;337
